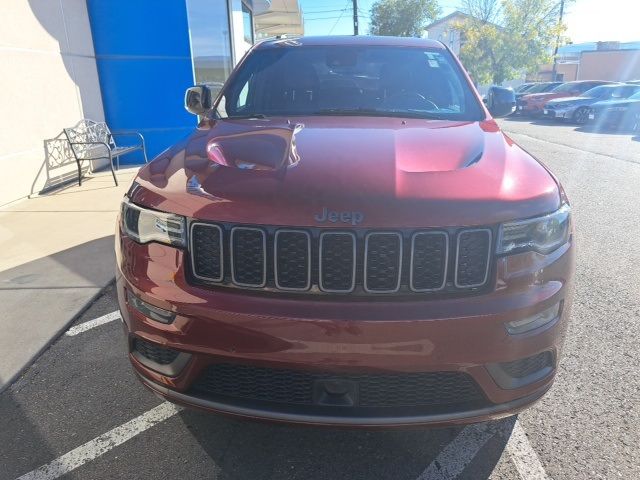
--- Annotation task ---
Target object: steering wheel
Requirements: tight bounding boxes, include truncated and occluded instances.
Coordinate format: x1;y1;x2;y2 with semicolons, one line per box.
381;91;439;111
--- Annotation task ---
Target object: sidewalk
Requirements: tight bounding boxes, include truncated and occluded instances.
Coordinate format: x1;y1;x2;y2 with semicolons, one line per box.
0;168;138;391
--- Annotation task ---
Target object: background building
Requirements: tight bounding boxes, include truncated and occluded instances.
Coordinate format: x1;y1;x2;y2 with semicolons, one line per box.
533;41;640;82
0;0;302;207
424;11;469;56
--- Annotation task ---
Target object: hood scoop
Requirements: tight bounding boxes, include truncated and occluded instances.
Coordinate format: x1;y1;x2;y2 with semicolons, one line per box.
206;120;303;171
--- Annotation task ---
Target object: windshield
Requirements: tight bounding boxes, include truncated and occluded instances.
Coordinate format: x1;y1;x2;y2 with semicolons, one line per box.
516;83;534;92
551;82;581;93
583;86;614;98
216;46;484;121
628;91;640;100
526;83;553;93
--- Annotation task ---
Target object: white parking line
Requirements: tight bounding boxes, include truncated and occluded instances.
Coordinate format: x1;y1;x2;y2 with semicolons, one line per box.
504;420;550;480
65;311;121;336
15;402;182;480
416;423;494;479
417;419;549;480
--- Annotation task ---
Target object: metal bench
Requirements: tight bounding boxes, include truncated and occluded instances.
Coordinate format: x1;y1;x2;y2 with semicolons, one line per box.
63;119;148;186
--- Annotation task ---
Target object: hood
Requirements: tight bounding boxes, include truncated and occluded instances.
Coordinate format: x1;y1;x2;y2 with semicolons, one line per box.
547;96;593;106
592;98;640;109
522;92;558;101
132;116;559;228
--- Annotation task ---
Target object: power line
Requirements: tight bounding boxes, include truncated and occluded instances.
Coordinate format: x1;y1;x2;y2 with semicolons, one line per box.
328;0;351;34
306;15;350;21
303;8;350;14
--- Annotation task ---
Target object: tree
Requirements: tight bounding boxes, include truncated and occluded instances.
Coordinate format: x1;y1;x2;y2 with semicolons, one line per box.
369;0;441;37
455;0;569;85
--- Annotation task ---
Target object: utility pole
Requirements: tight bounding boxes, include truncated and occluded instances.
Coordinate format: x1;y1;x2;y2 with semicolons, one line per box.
353;0;359;35
551;0;565;81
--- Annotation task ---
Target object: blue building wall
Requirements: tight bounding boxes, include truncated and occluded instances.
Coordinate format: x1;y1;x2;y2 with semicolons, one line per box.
86;0;196;164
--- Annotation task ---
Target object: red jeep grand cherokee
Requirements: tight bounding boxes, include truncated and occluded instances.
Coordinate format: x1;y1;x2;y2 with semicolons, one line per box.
116;36;574;427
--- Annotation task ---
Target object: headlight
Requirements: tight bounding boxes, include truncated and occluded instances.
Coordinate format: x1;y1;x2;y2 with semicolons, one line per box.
497;204;571;255
121;197;186;247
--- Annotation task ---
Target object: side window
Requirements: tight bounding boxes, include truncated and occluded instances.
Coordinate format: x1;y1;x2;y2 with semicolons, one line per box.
237;80;250;109
233;74;254;112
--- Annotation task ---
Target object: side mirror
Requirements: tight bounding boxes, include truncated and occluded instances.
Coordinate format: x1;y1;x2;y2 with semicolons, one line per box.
184;85;213;115
486;86;516;117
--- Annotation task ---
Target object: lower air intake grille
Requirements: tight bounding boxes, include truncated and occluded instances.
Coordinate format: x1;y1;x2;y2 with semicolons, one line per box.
133;339;180;365
190;363;486;408
501;351;554;379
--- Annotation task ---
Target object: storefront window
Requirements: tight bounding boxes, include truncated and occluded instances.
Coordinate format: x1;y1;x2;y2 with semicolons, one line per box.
186;0;233;93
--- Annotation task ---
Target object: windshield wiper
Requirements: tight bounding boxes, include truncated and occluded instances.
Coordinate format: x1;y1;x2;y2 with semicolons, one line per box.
225;113;269;119
314;108;388;116
315;108;446;120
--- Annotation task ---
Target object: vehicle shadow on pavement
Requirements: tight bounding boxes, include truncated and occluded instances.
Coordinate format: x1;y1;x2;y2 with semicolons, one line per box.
574;125;635;136
179;409;515;479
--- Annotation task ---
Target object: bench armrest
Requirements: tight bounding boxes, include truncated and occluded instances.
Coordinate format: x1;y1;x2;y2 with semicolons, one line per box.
109;131;145;146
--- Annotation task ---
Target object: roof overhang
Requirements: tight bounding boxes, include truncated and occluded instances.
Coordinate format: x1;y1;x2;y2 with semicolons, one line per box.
254;0;304;38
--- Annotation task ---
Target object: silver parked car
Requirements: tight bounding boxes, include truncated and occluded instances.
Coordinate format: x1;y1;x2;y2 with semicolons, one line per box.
543;84;640;124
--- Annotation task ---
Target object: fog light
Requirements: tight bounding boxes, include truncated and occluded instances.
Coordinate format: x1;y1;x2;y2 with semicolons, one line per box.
506;302;561;334
129;293;176;324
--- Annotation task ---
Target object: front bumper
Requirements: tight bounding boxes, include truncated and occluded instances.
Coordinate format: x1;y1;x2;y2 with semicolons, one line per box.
543;106;575;120
516;104;545;116
116;230;575;426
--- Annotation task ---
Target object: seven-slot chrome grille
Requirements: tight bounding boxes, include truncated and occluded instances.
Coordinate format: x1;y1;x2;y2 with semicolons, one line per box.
189;222;493;296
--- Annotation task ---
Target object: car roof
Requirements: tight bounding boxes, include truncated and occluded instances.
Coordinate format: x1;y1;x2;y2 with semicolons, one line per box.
566;80;611;84
255;35;445;50
590;83;624;89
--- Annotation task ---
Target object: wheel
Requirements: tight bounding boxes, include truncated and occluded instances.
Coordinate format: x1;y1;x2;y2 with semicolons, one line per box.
573;106;589;125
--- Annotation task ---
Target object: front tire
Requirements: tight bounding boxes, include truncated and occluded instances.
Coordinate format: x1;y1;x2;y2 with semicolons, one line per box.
573;106;589;125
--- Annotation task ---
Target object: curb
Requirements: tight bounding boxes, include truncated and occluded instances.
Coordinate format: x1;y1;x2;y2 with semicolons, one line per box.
0;277;116;395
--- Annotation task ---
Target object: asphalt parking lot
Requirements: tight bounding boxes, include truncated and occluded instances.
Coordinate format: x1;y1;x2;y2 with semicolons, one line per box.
1;119;639;480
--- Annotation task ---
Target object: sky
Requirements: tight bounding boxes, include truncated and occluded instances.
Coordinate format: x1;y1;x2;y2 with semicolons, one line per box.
299;0;640;44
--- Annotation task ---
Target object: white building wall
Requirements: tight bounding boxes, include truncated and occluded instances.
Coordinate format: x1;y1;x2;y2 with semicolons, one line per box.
230;0;254;63
426;21;462;55
0;0;104;206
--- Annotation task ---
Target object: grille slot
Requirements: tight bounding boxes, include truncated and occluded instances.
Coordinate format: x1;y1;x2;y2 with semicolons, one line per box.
364;232;402;293
190;223;223;281
231;227;266;287
319;232;356;292
190;363;487;408
455;229;492;288
410;231;448;291
274;230;311;291
133;338;180;365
